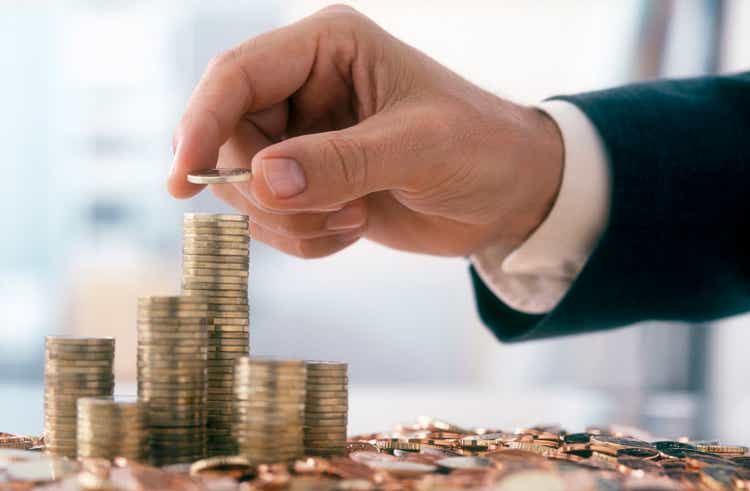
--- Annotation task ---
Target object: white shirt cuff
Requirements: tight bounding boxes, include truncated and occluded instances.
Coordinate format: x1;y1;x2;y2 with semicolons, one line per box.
471;100;611;314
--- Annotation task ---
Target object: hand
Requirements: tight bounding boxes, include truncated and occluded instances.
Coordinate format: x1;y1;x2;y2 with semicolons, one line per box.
168;5;563;258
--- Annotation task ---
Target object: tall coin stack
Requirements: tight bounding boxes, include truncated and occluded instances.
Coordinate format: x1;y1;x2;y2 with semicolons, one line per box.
137;296;208;465
304;361;349;456
233;357;306;463
44;336;115;458
182;213;250;456
76;396;149;461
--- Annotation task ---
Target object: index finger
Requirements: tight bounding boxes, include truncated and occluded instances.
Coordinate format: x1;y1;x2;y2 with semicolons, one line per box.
167;18;319;198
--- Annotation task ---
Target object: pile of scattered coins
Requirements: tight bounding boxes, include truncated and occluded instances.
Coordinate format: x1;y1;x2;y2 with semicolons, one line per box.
137;296;209;465
304;361;348;457
76;396;148;461
182;212;251;457
10;418;750;490
233;357;307;463
44;336;114;458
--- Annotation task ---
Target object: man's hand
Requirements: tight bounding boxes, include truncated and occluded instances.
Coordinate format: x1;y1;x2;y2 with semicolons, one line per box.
168;5;563;258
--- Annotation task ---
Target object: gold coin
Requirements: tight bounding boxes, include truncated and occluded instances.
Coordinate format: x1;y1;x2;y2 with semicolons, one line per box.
305;413;348;422
45;379;113;387
187;167;252;184
183;248;249;257
45;366;111;377
181;284;248;294
138;330;208;339
136;366;205;374
183;238;249;249
234;371;304;379
306;390;348;399
304;410;348;418
304;384;349;392
44;357;113;368
138;390;206;400
235;357;304;367
137;317;208;325
182;276;247;286
136;341;208;351
137;308;209;317
44;392;113;403
209;358;240;365
210;333;249;342
209;313;249;321
136;362;206;371
45;345;114;356
182;261;248;273
182;241;249;252
138;296;208;307
304;397;347;405
183;268;249;278
182;254;249;265
182;290;248;300
45;336;114;345
212;322;250;330
210;339;248;348
207;344;248;352
207;305;250;314
183;232;250;244
305;361;348;370
182;225;249;235
138;344;207;353
184;213;248;222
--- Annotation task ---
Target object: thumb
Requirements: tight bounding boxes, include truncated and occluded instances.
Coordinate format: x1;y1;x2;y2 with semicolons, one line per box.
241;112;422;212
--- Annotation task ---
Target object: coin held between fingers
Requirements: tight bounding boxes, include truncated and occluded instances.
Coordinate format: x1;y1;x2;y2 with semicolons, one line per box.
187;168;252;184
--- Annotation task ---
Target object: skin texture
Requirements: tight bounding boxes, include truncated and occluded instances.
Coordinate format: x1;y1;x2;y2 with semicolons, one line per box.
169;5;563;259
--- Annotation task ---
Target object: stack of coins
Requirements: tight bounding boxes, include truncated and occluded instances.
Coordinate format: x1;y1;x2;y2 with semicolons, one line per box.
233;357;306;463
304;361;349;456
137;296;209;465
44;336;114;458
182;213;250;456
76;396;149;461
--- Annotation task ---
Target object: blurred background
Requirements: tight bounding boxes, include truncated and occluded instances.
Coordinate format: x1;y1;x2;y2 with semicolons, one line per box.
1;0;749;440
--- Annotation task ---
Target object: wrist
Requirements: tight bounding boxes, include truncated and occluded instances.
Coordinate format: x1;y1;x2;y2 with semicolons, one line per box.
510;105;564;246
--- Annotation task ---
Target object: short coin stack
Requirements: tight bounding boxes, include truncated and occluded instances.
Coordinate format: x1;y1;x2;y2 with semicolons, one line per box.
44;336;114;458
137;296;208;465
182;213;250;457
233;357;306;463
304;361;349;456
76;396;149;461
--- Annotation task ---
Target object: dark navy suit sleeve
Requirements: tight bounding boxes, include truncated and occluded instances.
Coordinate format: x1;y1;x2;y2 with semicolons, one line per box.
473;72;750;342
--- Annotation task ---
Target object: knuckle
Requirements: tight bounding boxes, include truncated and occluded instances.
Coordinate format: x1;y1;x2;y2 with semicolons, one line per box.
293;239;314;259
322;136;368;194
316;4;373;36
294;239;332;260
275;216;307;238
318;4;362;20
207;49;237;73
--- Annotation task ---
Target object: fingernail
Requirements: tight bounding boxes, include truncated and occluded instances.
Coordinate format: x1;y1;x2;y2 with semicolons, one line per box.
326;205;366;231
337;231;362;243
262;158;306;198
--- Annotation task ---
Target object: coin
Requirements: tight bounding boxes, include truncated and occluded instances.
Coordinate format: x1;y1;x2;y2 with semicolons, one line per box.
182;261;249;272
183;290;248;300
183;269;249;278
183;229;249;241
183;245;249;256
182;254;249;264
45;336;114;346
184;213;248;222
